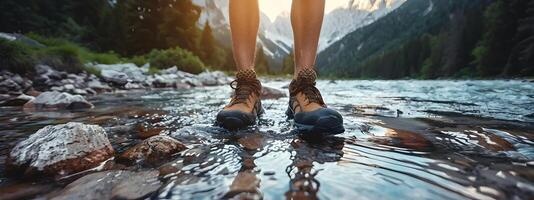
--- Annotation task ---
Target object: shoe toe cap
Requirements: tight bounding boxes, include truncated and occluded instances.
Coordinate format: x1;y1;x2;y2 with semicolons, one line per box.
216;110;257;130
294;108;343;126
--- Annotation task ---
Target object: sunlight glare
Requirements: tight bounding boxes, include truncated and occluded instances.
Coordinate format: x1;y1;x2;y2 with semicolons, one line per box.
259;0;349;21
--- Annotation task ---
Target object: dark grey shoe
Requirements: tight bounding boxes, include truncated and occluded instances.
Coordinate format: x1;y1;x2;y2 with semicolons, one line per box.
216;69;264;130
286;69;344;137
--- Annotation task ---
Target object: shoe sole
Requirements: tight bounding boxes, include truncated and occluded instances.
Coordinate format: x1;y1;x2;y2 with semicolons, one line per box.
218;107;265;131
293;116;345;137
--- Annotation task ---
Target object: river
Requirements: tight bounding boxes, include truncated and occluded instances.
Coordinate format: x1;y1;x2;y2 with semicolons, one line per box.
1;80;533;199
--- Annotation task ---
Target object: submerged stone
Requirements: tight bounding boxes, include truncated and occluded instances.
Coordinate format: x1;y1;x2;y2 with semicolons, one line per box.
6;122;114;177
120;135;187;165
51;170;161;200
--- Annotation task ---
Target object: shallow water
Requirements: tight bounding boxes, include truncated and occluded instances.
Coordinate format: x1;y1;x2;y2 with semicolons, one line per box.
1;80;533;199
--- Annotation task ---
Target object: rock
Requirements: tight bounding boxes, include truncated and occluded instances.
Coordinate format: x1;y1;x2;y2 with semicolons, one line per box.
93;63;147;83
23;91;94;110
120;135;187;165
64;84;75;90
0;32;46;48
87;79;112;92
0;182;53;200
101;70;129;86
124;82;144;89
0;94;35;107
136;124;164;139
0;79;21;93
6;122;114;176
261;86;286;100
152;74;178;88
158;161;184;177
160;66;178;74
72;88;88;95
197;71;231;86
51;170;161;200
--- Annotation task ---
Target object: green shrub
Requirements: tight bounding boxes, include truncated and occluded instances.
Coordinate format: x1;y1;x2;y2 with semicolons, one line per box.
84;66;102;76
0;39;35;74
82;51;122;64
36;43;84;73
147;47;206;74
26;33;71;47
128;55;148;67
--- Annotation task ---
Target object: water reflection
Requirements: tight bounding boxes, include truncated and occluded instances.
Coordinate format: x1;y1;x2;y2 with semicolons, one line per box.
285;137;344;199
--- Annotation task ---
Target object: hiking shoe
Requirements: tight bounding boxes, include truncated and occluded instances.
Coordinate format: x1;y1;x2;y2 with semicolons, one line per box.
217;69;264;130
286;68;344;136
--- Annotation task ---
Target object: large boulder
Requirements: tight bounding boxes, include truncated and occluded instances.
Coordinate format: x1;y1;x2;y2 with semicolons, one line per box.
101;69;129;86
51;170;161;200
93;63;147;83
119;135;186;165
23;91;94;110
6;122;114;176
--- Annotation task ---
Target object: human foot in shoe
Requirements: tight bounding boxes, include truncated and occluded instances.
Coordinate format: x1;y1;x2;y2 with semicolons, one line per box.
286;68;344;136
217;69;264;130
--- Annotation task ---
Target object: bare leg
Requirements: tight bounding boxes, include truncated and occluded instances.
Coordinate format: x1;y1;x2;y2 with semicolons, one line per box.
217;0;262;130
291;0;325;77
230;0;260;70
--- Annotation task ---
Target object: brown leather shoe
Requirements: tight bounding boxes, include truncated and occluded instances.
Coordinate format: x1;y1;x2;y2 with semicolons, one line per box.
217;69;264;130
286;68;344;136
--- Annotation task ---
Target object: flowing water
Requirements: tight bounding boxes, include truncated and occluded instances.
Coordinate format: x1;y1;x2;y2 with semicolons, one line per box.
1;80;533;199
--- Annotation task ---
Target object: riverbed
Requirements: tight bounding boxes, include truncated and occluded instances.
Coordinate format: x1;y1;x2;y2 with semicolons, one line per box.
1;80;533;199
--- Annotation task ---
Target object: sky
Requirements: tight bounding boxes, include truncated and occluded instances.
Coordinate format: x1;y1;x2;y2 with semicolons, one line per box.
259;0;349;21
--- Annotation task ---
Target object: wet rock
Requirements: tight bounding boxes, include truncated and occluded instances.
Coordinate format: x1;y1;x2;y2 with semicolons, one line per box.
120;135;187;165
261;86;286;100
23;91;94;110
169;125;224;144
6;122;114;177
0;182;53;200
158;160;184;177
136;124;164;139
101;69;129;86
51;170;161;200
0;94;34;106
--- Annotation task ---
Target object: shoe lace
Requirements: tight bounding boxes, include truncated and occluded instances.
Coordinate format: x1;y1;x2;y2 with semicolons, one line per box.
289;79;325;107
229;79;261;106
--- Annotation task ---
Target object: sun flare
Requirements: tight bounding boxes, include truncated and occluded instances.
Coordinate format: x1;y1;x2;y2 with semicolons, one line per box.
259;0;349;21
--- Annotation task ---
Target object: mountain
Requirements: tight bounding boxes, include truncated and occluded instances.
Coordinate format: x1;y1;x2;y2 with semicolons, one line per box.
319;0;405;51
317;0;533;78
192;0;405;72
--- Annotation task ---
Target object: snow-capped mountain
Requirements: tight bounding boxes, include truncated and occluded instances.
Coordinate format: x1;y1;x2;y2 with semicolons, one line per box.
320;0;406;51
192;0;405;70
